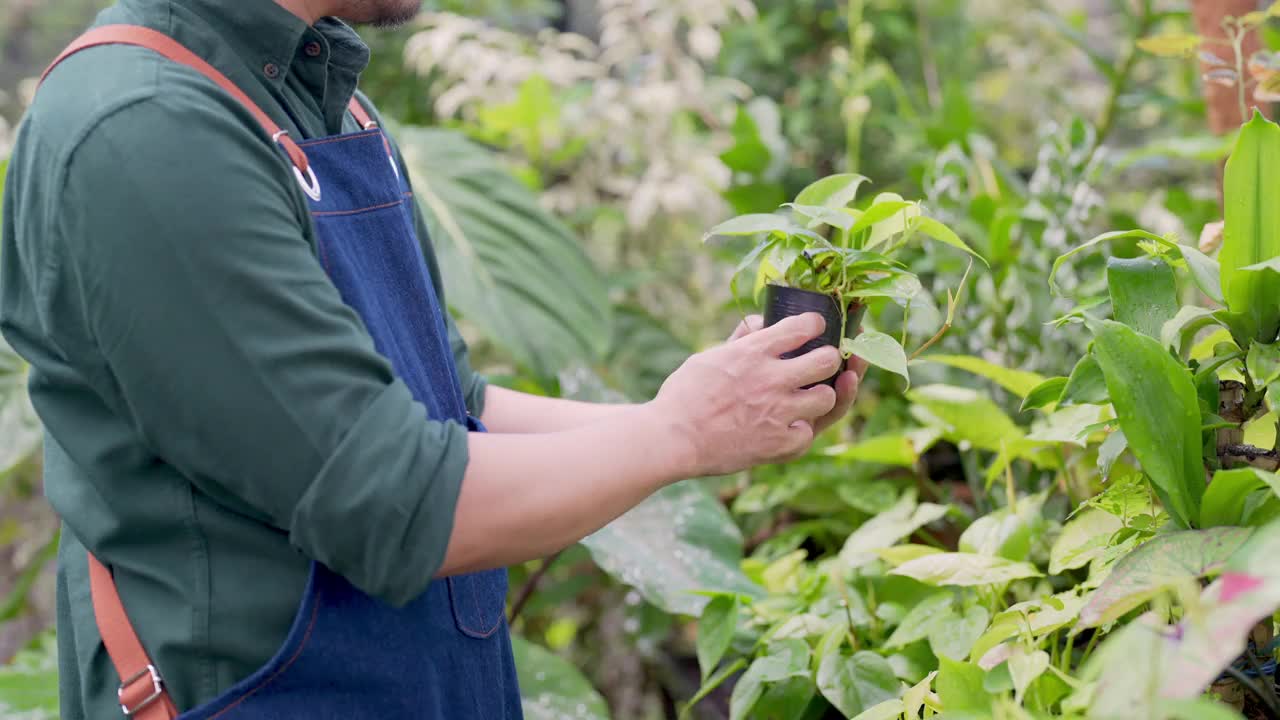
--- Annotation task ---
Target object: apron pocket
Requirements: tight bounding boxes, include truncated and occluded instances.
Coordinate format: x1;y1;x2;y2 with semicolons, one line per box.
446;568;509;638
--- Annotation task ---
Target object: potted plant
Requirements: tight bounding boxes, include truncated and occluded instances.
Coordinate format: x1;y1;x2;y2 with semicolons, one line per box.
704;173;985;387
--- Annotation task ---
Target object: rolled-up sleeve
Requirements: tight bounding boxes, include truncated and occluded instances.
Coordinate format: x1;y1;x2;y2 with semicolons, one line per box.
52;88;464;606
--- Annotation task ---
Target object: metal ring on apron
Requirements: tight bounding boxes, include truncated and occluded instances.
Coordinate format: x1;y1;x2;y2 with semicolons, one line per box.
272;130;322;201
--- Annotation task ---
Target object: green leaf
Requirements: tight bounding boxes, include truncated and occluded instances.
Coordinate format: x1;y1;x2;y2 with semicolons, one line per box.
704;213;793;239
908;216;988;266
816;650;901;718
512;635;611;720
1247;341;1280;387
399;127;611;380
1223;112;1280;341
827;433;918;467
1008;648;1050;703
1051;229;1176;294
1137;32;1203;57
1077;527;1253;627
890;552;1042;586
582;481;762;616
842;331;910;386
1051;509;1125;573
1060;354;1109;406
935;656;990;713
729;657;769;720
908;385;1025;453
851;699;907;720
1107;256;1179;339
847;200;913;236
916;354;1047;398
1091;320;1206;528
928;605;990;661
1097;429;1128;478
1021;377;1068;411
1162;306;1222;360
696;595;739;680
1201;468;1280;528
885;592;954;648
960;492;1048;561
1180;244;1225;304
795;173;870;208
786;204;855;231
839;491;949;569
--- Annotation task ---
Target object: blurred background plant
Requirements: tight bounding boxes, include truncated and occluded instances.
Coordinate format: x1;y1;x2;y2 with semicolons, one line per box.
3;1;1278;719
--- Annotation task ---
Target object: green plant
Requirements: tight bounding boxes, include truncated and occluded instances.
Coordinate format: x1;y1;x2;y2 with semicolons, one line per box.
703;174;984;386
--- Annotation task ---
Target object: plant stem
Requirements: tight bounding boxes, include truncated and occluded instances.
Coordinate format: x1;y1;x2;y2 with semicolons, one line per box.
508;550;563;625
1245;648;1280;713
678;658;747;720
1079;630;1101;666
1228;19;1250;124
1060;631;1076;673
1223;665;1280;719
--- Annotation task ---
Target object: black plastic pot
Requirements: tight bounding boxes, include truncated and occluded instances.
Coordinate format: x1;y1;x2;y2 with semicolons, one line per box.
763;284;867;388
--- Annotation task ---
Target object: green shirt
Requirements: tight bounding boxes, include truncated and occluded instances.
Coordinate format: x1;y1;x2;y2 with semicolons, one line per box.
0;1;486;717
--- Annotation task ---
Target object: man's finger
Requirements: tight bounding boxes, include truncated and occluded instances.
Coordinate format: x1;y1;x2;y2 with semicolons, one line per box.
750;313;827;355
729;314;765;342
829;370;860;417
848;355;870;380
780;345;843;388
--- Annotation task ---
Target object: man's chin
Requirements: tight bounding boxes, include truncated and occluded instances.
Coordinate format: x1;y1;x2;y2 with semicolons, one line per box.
341;0;422;28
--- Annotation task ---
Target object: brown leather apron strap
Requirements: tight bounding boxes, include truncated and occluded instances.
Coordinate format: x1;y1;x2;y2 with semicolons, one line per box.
347;96;376;130
87;554;179;719
41;24;311;174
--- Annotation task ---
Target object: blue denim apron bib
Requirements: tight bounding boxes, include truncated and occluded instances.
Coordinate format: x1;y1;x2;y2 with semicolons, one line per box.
45;26;522;720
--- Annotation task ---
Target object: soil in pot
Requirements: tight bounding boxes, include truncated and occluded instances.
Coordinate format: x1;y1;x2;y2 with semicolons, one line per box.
763;284;866;388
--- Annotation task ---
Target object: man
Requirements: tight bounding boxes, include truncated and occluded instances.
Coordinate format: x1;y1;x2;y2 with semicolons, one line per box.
0;1;862;718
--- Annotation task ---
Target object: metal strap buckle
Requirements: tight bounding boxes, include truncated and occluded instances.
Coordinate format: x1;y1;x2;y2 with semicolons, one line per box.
118;664;164;717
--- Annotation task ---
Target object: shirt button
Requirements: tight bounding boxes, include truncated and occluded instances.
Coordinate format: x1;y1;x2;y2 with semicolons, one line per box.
263;62;281;79
304;42;323;58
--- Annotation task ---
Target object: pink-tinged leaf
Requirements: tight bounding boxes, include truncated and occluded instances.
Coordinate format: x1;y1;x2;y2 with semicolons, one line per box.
1078;528;1253;628
1218;572;1264;603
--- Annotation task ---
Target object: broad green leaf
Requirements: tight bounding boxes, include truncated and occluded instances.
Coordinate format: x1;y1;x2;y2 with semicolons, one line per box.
839;491;949;569
846;273;924;304
582;481;762;616
960;492;1048;561
908;216;989;266
876;544;943;566
696;595;739;680
400;127;610;380
928;605;990;661
512;635;611;720
1025;404;1107;447
865;195;923;250
729;657;769;720
1008;648;1050;703
1021;377;1068;411
1107;256;1179;339
1077;527;1253;627
916;354;1046;398
847;200;913;236
842;331;910;385
1051;508;1124;574
1091;320;1205;528
908;385;1024;453
787;204;855;231
756;639;812;682
1200;468;1280;528
1222;113;1280;341
851;699;907;720
752;677;817;720
1162;306;1222;359
1060;354;1109;406
1137;32;1203;57
935;656;990;713
890;552;1042;586
704;213;792;239
827;433;918;467
971;592;1086;663
816;650;901;718
796;174;870;208
1247;341;1280;387
885;592;954;648
902;671;937;719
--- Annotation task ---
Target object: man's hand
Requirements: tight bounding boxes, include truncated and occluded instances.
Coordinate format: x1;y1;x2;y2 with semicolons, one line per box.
729;314;866;436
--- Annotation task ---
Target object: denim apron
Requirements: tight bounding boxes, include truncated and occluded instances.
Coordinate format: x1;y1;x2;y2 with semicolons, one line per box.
44;25;521;720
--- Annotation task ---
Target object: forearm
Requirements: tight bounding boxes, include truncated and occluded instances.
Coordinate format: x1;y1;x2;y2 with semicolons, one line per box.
480;385;634;433
437;404;687;576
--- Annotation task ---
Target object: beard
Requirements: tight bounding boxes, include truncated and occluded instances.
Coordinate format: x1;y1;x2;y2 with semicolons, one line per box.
338;0;422;28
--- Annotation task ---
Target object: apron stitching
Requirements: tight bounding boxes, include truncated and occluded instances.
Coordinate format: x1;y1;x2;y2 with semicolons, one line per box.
296;129;382;148
311;198;406;218
204;594;323;720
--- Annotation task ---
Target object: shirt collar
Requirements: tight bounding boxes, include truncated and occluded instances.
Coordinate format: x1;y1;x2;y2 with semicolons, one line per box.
162;0;370;92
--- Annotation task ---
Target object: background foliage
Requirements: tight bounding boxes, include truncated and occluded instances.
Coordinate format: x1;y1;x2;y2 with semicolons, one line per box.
3;1;1280;719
